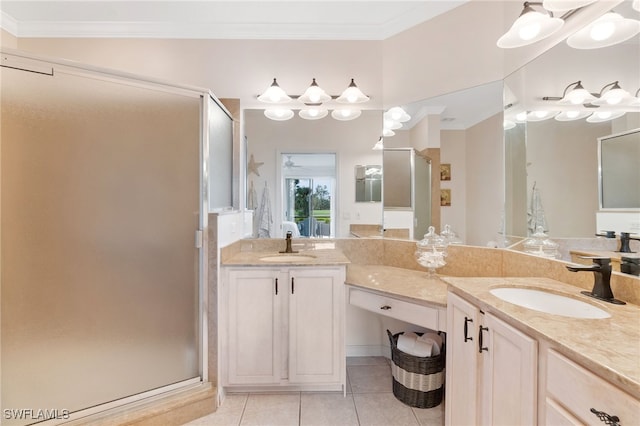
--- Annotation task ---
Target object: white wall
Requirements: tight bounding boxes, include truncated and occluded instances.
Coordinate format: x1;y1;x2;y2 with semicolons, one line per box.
245;109;383;238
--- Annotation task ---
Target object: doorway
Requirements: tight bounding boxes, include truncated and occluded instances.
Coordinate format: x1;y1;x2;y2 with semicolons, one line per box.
281;153;336;238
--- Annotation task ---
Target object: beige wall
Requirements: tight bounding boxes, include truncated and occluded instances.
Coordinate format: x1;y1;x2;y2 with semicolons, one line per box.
382;0;507;107
440;130;467;241
465;113;504;246
526;119;611;238
13;38;384;110
1;28;17;48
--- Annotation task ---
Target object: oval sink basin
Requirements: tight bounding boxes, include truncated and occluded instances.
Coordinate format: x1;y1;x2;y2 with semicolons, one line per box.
489;287;610;319
259;255;316;262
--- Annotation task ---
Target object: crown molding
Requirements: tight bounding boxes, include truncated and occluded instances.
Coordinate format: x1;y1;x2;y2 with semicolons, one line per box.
0;1;467;40
1;11;18;36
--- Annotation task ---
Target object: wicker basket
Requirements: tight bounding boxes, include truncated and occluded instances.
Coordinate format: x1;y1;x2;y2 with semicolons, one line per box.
387;329;445;409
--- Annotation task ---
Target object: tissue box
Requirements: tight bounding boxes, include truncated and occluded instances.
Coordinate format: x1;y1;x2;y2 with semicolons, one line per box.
387;330;445;409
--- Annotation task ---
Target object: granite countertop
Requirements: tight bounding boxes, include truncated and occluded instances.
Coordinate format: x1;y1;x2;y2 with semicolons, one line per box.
222;248;351;266
442;276;640;398
345;264;447;308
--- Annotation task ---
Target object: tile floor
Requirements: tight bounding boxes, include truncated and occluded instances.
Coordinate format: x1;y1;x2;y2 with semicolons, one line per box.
184;356;444;426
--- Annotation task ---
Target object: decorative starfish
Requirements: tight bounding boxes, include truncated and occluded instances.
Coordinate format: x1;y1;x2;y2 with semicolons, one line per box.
247;154;264;176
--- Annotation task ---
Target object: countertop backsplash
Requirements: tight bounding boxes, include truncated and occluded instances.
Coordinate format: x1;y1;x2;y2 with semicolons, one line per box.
219;237;640;306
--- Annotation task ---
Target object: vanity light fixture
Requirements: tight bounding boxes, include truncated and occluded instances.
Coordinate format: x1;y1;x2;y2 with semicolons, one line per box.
372;137;384;150
526;110;557;121
258;78;291;103
503;119;517;129
556;80;597;105
384;107;411;123
258;78;370;121
554;110;592;121
383;118;402;131
298;107;328;120
497;2;564;48
336;79;370;104
331;108;362;121
566;11;640;49
264;108;294;121
297;78;331;104
542;0;597;12
592;81;632;106
381;106;411;136
586;110;626;123
630;88;640;106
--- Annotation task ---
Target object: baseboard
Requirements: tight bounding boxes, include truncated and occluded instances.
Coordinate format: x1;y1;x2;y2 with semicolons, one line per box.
346;345;389;357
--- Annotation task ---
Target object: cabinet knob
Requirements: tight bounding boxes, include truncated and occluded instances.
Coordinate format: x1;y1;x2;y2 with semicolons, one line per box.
590;408;620;426
380;305;392;310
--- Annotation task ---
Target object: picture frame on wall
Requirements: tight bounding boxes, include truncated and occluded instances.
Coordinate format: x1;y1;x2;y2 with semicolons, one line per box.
440;164;451;181
441;189;451;206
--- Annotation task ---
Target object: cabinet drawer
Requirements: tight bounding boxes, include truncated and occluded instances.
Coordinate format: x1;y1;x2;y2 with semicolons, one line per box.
349;287;439;330
546;349;640;426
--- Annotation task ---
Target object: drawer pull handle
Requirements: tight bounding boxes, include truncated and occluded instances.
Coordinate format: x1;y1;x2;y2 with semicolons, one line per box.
478;326;489;353
464;317;473;342
380;305;392;310
275;278;278;295
590;408;620;426
291;277;295;294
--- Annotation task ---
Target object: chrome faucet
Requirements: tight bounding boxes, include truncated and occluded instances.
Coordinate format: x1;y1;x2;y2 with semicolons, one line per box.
566;257;625;305
279;231;298;254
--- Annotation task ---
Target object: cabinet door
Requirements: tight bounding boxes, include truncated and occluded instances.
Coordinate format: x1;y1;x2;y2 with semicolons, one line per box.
227;269;281;384
481;312;537;425
288;268;344;384
446;292;480;426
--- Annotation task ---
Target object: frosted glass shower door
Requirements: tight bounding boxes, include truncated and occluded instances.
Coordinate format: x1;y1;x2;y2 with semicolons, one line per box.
2;62;202;424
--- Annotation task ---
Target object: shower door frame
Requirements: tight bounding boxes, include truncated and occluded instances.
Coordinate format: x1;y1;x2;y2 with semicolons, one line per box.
0;49;216;424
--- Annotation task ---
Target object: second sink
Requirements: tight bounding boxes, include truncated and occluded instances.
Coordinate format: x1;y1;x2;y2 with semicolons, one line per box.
489;287;610;319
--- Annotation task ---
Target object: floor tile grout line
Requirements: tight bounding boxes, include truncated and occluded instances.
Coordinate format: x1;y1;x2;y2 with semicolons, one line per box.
238;392;249;426
349;393;361;426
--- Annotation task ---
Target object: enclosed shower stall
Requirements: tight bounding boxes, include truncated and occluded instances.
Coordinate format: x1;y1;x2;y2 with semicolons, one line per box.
1;51;231;425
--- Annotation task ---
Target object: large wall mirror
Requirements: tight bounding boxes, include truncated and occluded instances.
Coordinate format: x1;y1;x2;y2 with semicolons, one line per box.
504;1;640;239
244;109;383;238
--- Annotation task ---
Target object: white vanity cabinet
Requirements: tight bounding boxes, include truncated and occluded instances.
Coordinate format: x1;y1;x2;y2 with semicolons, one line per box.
224;266;345;390
545;349;640;425
445;292;537;425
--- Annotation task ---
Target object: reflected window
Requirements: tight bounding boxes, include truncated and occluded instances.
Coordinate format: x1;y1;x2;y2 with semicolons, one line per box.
282;153;336;238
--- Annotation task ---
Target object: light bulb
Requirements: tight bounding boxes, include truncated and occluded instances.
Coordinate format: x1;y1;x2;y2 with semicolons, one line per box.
519;23;541;40
590;21;615;41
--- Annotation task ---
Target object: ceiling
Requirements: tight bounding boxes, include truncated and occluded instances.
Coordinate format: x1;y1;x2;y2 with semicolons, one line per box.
0;0;468;40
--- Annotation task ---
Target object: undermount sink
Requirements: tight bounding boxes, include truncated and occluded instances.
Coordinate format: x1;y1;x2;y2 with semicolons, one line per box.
489;287;610;319
259;254;316;262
